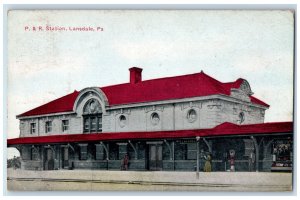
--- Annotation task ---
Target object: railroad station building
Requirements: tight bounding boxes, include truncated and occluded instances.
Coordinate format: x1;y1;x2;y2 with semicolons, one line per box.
7;67;293;172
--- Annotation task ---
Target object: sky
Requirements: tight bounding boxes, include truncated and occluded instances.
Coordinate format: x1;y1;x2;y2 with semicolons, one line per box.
7;10;294;158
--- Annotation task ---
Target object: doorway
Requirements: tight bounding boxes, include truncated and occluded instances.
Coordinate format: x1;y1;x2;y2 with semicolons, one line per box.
62;147;69;169
148;143;163;171
44;148;54;170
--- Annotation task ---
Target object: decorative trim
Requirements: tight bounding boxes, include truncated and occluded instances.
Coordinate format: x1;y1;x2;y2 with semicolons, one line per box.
144;105;164;113
207;100;222;109
240;80;254;96
181;101;202;110
83;99;102;114
17;94;268;120
115;108;131;116
73;87;109;111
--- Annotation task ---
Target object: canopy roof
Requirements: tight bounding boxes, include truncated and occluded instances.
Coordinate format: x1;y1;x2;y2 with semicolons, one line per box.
7;122;292;146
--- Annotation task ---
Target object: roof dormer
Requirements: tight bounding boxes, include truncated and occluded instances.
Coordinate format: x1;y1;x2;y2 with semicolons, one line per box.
239;79;253;96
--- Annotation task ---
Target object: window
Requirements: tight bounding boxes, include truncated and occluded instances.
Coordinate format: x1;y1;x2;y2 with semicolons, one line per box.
151;112;160;125
95;144;105;160
62;120;69;132
187;109;197;123
97;116;102;132
119;115;127;128
63;147;69;161
84;118;90;132
83;115;102;133
91;117;97;132
31;148;38;160
30;123;36;134
187;143;197;159
79;145;88;160
83;99;103;133
45;121;52;133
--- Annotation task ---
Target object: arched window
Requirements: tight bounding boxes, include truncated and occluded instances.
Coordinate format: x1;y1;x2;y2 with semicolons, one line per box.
187;109;197;123
119;115;127;128
151;112;160;125
83;99;102;133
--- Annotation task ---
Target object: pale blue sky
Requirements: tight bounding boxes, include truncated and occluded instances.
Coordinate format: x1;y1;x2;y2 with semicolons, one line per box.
7;10;294;157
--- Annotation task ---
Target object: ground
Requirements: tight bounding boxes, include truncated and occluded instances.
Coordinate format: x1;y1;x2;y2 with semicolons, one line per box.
6;169;293;192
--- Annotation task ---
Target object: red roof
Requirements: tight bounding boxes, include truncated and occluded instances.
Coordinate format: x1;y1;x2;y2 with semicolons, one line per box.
7;122;292;146
18;71;269;117
102;72;229;105
17;91;80;117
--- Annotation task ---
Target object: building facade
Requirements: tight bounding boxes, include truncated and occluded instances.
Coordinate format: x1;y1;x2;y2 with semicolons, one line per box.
8;67;293;172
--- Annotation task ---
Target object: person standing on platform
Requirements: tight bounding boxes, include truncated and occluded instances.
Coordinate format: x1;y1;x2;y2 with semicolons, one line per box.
121;153;129;170
204;154;212;172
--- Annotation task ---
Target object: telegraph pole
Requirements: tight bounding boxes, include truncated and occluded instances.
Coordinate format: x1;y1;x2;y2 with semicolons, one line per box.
196;136;200;179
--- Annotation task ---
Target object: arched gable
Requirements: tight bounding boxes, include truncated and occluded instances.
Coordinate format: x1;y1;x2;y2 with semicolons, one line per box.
239;79;254;96
73;87;109;116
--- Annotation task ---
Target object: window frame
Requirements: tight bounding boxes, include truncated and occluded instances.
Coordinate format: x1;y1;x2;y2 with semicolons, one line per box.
187;109;197;123
62;119;69;132
79;145;88;160
151;112;160;125
45;121;52;133
119;115;127;128
30;123;36;134
83;114;102;133
31;148;39;161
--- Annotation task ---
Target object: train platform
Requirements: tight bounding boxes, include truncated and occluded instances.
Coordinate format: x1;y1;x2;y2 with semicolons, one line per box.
6;169;293;192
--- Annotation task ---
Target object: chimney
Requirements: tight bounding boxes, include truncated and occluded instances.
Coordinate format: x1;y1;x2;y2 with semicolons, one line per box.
129;67;143;84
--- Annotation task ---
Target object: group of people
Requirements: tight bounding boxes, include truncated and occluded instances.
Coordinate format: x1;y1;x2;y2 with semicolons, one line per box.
120;153;213;172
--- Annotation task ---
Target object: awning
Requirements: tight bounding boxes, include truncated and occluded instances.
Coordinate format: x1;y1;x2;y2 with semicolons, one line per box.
7;122;293;146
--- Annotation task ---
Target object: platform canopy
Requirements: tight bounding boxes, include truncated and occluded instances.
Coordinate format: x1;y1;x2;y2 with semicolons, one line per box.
7;122;293;146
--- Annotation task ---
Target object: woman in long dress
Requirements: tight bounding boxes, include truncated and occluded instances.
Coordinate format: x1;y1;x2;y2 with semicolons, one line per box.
204;154;212;172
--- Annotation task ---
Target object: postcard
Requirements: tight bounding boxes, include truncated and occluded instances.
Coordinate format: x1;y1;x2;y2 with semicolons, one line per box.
6;10;294;192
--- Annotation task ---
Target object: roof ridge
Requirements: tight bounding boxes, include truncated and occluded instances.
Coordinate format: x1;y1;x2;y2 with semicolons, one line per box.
100;71;202;88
